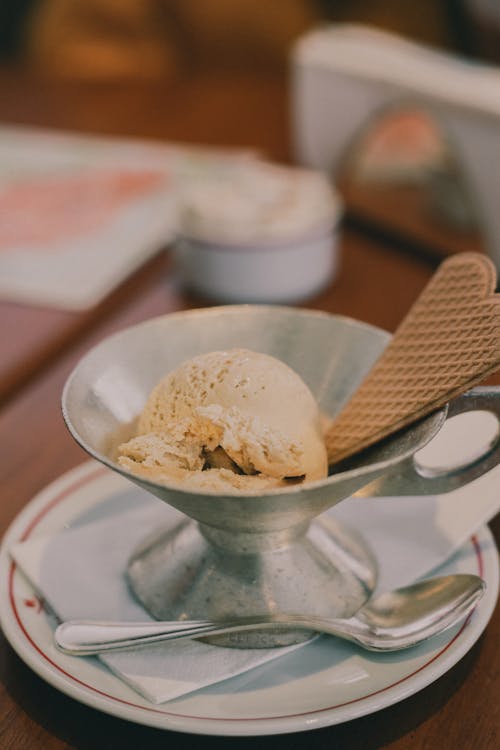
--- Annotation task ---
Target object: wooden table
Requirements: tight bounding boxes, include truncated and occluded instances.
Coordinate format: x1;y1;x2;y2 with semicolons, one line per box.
0;68;498;750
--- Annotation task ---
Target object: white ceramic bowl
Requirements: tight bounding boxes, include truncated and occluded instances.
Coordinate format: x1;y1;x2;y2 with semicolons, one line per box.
175;224;338;303
174;162;342;303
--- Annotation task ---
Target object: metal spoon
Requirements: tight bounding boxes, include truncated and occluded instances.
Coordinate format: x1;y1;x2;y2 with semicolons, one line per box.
55;574;485;655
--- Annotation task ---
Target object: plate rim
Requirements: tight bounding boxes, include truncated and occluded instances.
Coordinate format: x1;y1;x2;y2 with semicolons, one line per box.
0;461;498;737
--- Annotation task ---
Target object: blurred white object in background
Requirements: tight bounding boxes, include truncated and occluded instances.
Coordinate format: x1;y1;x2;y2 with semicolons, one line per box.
175;161;342;303
291;24;500;268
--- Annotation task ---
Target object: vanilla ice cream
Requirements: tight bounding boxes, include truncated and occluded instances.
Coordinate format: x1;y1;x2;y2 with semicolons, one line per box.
117;348;328;491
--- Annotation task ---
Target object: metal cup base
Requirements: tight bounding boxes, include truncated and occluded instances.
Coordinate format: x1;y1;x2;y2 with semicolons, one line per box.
126;514;377;648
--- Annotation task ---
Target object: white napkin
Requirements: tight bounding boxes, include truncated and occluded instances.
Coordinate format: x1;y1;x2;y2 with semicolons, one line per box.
10;460;500;705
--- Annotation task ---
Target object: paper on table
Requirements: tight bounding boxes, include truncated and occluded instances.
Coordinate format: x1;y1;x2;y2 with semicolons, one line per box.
0;124;256;311
10;457;500;704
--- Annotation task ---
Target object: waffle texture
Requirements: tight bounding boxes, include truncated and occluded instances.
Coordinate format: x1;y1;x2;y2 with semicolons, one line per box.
326;253;500;464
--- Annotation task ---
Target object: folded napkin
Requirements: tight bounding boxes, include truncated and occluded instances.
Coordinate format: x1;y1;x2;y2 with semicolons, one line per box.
10;460;500;704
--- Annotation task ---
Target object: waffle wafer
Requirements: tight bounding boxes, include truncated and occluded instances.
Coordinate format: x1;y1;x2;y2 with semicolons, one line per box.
326;253;500;465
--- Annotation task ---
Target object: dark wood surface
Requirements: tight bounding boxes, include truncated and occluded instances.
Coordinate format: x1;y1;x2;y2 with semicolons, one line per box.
0;68;499;749
341;180;484;259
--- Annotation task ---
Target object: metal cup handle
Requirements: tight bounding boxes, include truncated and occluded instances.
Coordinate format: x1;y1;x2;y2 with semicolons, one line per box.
360;387;500;497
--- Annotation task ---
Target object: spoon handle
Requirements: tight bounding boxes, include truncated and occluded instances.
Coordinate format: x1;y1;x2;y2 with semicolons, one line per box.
54;574;485;656
55;615;319;655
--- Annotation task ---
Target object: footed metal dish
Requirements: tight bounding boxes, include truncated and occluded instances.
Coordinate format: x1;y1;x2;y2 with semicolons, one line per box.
62;306;500;647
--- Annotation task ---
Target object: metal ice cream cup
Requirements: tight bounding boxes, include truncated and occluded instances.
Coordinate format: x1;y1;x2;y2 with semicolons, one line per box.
62;306;500;647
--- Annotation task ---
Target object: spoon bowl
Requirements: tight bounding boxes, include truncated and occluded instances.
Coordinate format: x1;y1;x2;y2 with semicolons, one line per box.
55;574;485;655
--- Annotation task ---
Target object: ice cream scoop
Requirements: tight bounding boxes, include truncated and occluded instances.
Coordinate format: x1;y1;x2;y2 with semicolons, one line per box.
118;348;328;490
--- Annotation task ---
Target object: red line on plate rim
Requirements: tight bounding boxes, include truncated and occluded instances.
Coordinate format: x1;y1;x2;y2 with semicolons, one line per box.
7;465;483;724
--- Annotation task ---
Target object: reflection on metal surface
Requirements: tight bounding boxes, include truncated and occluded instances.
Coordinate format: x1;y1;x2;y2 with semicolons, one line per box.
339;107;482;252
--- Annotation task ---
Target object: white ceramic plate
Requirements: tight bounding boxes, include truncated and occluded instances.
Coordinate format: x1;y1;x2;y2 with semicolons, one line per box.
0;462;498;737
